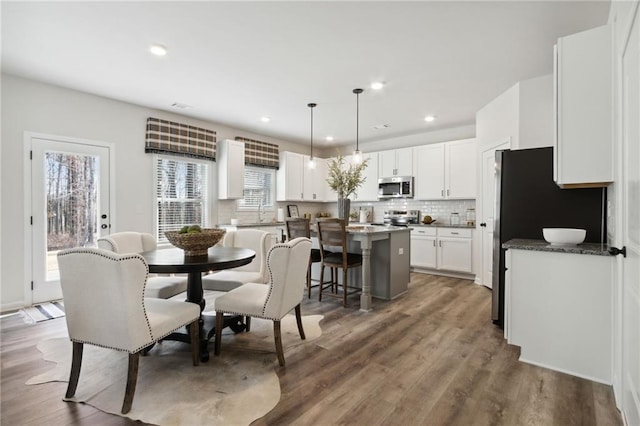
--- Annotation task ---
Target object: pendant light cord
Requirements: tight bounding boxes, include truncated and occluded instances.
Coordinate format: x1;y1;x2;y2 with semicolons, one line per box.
353;88;363;153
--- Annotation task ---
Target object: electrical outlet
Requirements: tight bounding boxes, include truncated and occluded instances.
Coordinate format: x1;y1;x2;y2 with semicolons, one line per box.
399;247;404;255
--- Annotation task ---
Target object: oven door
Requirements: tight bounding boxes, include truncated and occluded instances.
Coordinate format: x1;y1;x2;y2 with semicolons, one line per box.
378;181;402;198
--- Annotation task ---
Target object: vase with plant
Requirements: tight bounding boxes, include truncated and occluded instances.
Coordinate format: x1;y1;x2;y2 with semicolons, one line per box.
326;154;370;221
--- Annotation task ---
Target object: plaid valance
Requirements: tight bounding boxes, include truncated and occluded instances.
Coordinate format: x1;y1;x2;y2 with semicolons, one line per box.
235;137;279;169
145;117;216;160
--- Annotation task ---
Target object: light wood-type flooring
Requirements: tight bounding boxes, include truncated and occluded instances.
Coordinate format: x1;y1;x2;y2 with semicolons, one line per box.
1;273;622;425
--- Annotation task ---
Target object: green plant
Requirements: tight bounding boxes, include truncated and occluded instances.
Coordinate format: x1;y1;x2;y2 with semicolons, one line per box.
326;154;370;199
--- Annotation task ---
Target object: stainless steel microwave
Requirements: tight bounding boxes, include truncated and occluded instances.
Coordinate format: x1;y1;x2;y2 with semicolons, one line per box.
378;176;414;199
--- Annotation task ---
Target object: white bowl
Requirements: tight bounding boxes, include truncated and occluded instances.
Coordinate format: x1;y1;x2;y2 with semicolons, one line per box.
543;228;586;245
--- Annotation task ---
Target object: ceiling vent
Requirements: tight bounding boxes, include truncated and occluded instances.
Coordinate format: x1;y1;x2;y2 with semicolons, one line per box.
171;102;193;110
373;124;390;130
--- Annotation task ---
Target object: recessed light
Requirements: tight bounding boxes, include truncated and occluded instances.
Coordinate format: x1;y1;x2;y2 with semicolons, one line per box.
260;116;271;123
325;136;334;142
424;115;436;122
370;81;385;90
149;44;167;56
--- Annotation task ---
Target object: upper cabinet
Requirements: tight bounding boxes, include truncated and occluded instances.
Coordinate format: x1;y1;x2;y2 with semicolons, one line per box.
302;155;326;201
379;147;413;177
352;152;379;201
276;151;304;201
414;139;477;200
217;139;245;199
277;151;327;202
554;24;613;188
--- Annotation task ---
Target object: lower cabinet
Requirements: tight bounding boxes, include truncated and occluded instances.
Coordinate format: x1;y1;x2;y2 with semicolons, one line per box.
410;227;473;275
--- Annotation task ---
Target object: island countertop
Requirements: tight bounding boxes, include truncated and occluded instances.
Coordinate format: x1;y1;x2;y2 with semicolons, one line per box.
503;238;612;256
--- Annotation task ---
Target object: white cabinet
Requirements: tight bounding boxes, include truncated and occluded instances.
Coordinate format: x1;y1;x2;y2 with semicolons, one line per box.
410;227;472;274
277;152;327;202
352;152;379;201
302;156;326;201
554;24;613;188
414;139;476;200
276;151;304;201
437;228;473;273
379;147;412;177
506;248;612;383
410;227;437;269
217;139;245;199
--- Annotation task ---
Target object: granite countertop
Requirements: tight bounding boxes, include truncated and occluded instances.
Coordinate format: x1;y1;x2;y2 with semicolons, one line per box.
410;223;475;229
344;224;412;234
503;238;612;256
217;222;285;227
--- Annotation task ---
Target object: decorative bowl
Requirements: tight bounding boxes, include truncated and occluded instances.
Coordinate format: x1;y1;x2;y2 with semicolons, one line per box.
542;228;586;246
165;228;226;256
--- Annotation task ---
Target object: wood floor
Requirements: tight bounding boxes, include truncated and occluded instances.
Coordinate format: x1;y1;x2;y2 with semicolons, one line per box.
1;273;622;425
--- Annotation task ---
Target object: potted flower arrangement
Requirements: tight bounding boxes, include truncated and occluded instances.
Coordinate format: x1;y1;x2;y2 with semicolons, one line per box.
326;154;370;221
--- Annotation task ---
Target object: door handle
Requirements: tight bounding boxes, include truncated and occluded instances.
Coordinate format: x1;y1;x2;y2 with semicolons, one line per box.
609;246;627;257
101;224;108;229
101;214;107;219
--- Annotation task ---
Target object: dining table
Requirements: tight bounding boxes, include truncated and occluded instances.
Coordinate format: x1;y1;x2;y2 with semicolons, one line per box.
141;246;255;361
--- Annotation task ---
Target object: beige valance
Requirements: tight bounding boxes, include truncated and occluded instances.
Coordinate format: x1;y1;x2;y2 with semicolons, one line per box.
235;136;279;169
145;117;216;160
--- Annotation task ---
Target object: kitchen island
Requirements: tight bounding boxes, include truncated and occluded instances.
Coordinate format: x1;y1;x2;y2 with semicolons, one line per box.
345;225;411;310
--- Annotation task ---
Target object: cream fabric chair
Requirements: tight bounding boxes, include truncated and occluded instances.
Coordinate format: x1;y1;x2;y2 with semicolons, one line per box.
57;247;200;414
98;232;188;299
202;229;273;291
213;237;312;366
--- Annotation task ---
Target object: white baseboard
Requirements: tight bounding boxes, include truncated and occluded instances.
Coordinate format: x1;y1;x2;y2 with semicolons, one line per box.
411;267;475;281
1;301;26;315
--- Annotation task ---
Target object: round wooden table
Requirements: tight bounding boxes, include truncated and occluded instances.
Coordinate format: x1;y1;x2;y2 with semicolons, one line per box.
141;246;256;361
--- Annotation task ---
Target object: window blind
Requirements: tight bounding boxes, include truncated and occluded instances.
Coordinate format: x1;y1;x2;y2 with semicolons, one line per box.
235;136;279;168
146;117;216;160
155;156;209;243
237;166;275;209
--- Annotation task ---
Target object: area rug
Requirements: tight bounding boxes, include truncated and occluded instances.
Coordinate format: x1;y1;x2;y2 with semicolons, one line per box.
20;301;65;323
27;314;323;425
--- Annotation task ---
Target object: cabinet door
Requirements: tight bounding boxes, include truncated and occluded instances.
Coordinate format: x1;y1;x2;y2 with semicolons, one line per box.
555;24;613;187
437;237;472;273
446;139;476;199
314;158;327;201
354;152;379;201
396;147;413;176
218;139;245;199
410;236;437;269
302;155;318;201
276;151;304;201
324;157;338;202
414;144;445;199
378;150;396;177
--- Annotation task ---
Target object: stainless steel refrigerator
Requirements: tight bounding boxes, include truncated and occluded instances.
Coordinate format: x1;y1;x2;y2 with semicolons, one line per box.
491;147;606;327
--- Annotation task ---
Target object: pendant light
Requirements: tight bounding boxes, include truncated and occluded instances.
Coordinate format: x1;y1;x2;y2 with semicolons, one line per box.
307;102;317;169
352;88;364;164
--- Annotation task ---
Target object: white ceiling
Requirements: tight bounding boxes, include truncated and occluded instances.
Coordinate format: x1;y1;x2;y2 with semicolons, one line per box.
1;1;610;148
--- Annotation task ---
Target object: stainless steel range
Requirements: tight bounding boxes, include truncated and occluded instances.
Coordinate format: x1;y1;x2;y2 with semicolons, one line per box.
383;210;420;226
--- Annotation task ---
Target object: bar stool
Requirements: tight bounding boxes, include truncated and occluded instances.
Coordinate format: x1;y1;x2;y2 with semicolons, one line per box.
316;218;362;307
285;217;329;298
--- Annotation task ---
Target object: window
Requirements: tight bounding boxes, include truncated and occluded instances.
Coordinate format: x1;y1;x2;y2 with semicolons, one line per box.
155;156;209;243
237;165;275;210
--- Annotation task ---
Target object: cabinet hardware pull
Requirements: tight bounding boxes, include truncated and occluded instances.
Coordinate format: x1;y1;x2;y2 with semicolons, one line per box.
480;222;487;227
439;240;442;247
441;189;444;196
451;232;459;235
433;240;436;247
447;189;450;196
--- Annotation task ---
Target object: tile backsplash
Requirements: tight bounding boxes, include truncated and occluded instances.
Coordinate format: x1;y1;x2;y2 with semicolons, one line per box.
217;198;475;226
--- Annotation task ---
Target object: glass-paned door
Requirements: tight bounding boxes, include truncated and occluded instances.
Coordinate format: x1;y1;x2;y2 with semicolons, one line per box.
31;137;111;304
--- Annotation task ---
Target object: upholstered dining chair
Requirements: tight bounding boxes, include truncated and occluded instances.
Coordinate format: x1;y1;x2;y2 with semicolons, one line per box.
213;237;312;366
57;247;200;414
316;218;363;308
285;217;329;298
97;231;188;299
202;229;273;292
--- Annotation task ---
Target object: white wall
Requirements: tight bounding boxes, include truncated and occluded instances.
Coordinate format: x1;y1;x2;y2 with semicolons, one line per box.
0;73;313;311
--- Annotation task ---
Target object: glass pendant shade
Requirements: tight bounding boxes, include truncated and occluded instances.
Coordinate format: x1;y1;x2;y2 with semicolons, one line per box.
308;102;316;169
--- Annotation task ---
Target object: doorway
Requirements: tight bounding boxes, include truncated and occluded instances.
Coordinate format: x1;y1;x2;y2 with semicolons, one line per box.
479;140;510;288
29;135;112;304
